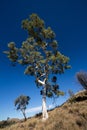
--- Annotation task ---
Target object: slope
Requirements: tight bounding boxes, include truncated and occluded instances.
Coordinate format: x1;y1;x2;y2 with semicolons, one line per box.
0;90;87;130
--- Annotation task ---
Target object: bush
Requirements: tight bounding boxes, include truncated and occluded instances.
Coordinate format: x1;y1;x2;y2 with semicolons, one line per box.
76;71;87;90
0;120;16;128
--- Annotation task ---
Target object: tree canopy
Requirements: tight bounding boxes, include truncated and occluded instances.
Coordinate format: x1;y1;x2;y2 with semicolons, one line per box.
4;13;70;97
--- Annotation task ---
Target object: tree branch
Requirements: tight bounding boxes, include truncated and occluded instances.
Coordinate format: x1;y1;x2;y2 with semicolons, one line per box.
38;79;45;85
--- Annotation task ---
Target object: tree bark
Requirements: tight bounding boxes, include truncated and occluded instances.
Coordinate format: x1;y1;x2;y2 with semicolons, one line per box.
23;113;27;121
42;85;48;120
22;110;27;121
38;78;48;120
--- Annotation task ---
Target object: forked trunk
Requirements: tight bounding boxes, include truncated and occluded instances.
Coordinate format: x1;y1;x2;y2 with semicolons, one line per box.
42;85;48;120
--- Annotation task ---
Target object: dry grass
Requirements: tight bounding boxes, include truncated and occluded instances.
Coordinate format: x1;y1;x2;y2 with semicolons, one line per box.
0;90;87;130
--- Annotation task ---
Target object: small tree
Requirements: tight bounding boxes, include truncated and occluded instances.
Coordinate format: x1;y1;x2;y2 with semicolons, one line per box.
4;13;70;120
76;71;87;90
14;95;30;121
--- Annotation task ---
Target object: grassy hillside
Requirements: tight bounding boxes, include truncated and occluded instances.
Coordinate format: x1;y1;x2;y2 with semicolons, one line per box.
0;90;87;130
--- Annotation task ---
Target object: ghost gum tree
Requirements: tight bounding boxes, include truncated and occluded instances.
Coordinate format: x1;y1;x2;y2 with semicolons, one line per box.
4;13;71;120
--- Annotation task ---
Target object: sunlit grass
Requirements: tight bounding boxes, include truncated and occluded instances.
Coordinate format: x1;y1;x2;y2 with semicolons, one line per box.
0;90;87;130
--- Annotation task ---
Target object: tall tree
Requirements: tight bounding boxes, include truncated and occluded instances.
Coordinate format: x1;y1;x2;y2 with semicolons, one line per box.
4;13;70;120
14;95;30;121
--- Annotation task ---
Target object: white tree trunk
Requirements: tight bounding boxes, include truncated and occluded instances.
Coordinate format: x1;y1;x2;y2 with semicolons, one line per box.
42;85;48;120
38;78;48;120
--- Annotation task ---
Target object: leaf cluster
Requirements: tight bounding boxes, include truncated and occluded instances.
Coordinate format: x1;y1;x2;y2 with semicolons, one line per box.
4;14;70;80
40;76;64;98
14;95;30;111
4;42;18;62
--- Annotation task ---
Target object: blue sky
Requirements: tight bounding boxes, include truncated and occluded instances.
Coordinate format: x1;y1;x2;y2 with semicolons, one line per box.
0;0;87;121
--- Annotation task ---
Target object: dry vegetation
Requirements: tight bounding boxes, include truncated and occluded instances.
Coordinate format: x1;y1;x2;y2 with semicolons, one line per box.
0;90;87;130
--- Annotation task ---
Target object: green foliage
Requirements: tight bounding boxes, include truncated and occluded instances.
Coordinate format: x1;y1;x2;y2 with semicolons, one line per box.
40;76;64;98
4;42;18;62
15;95;30;110
14;95;30;120
4;13;71;99
76;71;87;90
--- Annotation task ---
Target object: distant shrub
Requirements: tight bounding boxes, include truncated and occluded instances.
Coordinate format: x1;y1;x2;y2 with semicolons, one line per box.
69;96;76;104
0;121;8;128
76;71;87;90
7;117;10;120
68;89;74;97
35;112;42;118
0;120;16;128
